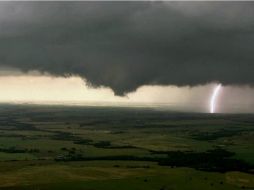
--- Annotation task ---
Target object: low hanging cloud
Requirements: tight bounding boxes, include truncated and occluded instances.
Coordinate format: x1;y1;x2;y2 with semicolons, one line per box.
0;2;254;95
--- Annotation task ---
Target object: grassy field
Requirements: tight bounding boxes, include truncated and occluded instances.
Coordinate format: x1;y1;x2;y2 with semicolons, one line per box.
0;104;253;189
1;161;254;190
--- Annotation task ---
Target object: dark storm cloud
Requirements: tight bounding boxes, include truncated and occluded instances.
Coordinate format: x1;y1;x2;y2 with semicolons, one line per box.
0;2;254;95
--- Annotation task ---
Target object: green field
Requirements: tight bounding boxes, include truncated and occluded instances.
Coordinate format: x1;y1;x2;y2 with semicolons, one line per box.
0;104;253;189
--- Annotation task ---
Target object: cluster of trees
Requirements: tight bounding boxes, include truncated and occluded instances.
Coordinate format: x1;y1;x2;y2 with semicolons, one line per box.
0;146;40;153
55;148;253;173
91;141;136;149
56;147;83;161
156;148;252;173
74;139;136;149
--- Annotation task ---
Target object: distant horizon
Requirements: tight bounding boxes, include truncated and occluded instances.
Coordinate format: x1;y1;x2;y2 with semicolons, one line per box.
0;98;252;114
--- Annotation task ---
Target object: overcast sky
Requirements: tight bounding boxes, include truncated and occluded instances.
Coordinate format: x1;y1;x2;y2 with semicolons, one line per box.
0;2;254;113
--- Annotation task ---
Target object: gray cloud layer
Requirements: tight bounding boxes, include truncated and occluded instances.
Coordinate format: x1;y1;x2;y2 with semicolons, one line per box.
0;2;254;95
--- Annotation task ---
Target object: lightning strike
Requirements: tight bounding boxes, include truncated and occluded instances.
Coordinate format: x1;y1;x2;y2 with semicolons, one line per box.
210;84;222;113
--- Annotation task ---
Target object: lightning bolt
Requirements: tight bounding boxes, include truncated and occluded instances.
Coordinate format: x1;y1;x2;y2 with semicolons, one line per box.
210;84;222;113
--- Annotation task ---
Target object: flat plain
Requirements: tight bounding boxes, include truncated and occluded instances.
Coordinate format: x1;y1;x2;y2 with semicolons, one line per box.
0;104;253;190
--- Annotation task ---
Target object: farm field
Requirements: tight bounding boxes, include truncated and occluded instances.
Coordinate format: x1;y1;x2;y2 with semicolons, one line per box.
0;104;253;189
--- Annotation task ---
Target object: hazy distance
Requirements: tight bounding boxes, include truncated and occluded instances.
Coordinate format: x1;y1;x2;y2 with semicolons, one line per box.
0;73;253;113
